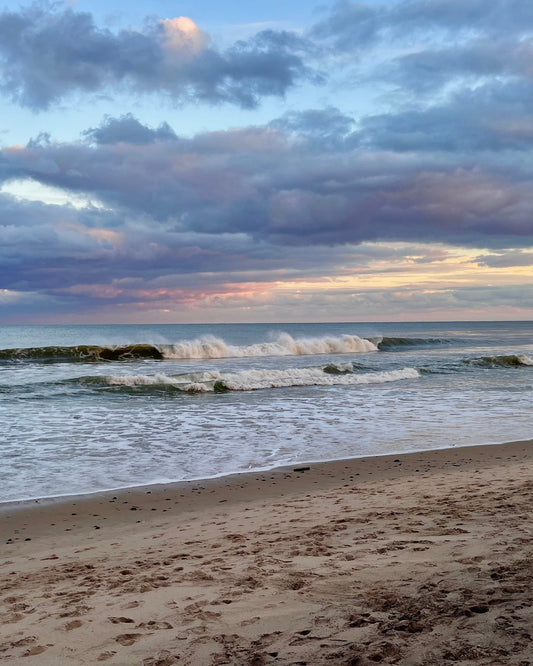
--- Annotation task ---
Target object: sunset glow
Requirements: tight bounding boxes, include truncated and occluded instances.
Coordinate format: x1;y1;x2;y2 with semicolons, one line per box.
0;1;532;323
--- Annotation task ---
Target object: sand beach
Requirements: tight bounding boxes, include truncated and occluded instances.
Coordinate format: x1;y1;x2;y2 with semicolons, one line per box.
1;440;531;665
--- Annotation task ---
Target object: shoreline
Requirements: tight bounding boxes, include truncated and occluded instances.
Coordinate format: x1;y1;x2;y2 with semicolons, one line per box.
1;438;531;664
1;439;530;547
1;436;529;510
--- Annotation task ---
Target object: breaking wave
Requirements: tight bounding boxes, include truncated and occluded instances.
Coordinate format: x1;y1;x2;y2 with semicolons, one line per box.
98;366;420;393
0;333;457;365
0;333;379;363
160;333;378;359
466;354;533;368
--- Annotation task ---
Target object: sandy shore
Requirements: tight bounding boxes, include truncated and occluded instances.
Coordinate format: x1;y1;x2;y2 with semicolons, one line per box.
1;441;531;665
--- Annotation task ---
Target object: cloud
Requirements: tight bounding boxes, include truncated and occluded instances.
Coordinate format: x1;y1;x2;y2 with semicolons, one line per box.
312;0;533;51
0;183;354;296
2;157;531;322
311;0;533;110
2;115;533;255
83;114;178;145
2;0;533;117
380;38;533;95
269;107;355;149
2;2;533;322
475;251;533;268
159;16;208;55
0;4;320;110
356;80;533;152
0;166;497;319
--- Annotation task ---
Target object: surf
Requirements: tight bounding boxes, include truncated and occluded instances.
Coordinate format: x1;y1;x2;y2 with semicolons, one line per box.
0;332;453;364
100;365;420;393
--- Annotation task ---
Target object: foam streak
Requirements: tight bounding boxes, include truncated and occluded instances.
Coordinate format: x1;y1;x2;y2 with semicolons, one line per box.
106;366;419;392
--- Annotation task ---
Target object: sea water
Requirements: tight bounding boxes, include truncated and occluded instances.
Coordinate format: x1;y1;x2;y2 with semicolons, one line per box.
0;321;531;502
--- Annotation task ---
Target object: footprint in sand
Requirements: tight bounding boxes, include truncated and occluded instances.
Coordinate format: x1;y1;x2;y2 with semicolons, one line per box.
122;600;142;609
59;604;91;618
10;637;36;648
5;613;24;623
115;633;143;646
64;620;83;630
22;646;47;657
142;650;177;666
97;651;117;661
4;595;23;604
136;620;173;630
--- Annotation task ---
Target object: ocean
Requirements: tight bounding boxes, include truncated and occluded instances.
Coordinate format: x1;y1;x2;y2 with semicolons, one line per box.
0;321;531;503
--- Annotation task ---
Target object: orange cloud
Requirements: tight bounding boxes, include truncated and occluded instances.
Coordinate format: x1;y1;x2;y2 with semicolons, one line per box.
160;17;208;56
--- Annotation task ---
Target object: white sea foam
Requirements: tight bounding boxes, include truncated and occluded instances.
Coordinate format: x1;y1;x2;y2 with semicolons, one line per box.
161;332;378;360
214;366;419;391
107;373;209;391
518;354;533;366
107;366;419;392
4;321;533;504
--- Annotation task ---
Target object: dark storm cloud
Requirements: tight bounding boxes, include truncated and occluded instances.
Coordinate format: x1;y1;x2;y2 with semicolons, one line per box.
0;4;319;110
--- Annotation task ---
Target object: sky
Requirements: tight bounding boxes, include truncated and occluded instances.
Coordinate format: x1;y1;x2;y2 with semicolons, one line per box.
1;0;533;324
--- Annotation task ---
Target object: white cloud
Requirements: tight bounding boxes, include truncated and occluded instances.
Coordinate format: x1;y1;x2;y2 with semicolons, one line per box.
0;179;107;209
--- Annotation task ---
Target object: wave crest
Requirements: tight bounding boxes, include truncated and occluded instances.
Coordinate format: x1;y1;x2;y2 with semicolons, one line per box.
467;354;533;368
161;333;378;359
103;366;419;393
0;332;454;364
376;336;450;350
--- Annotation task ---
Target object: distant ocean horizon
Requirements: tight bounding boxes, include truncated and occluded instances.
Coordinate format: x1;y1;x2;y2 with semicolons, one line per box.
1;320;532;503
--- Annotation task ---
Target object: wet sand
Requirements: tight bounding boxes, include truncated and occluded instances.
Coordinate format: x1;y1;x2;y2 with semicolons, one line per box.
0;440;531;665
